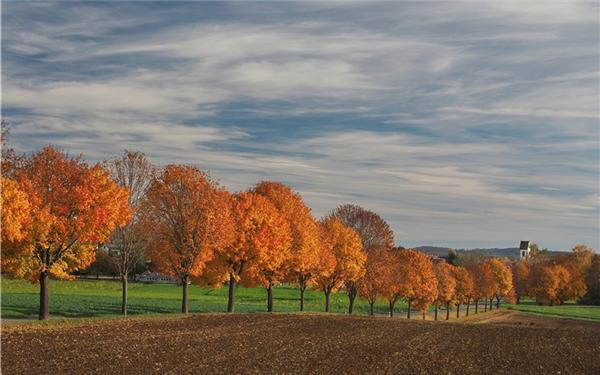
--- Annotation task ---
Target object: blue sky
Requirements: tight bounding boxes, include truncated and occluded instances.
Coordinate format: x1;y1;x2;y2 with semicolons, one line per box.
2;1;599;250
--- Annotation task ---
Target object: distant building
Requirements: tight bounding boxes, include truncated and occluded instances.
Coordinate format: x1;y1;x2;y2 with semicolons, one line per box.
134;271;177;284
519;241;531;260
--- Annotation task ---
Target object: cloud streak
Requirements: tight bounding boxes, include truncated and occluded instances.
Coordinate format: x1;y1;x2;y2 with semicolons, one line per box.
2;1;598;250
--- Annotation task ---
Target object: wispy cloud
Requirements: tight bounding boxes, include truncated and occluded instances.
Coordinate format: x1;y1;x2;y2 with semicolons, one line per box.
2;1;598;250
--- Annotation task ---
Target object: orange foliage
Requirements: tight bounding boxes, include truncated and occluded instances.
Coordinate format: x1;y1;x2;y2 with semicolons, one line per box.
531;264;571;305
554;245;594;302
471;262;493;303
236;192;292;290
434;262;456;306
511;260;531;303
377;249;437;317
405;250;438;314
452;266;474;306
357;247;390;314
486;258;513;303
2;146;131;281
252;182;320;301
1;176;31;243
142;165;234;282
314;217;365;311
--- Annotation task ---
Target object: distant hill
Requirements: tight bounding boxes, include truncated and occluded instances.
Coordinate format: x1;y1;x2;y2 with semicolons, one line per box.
414;246;564;258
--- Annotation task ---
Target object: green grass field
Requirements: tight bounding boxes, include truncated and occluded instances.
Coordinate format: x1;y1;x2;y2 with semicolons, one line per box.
3;277;600;321
1;277;399;319
505;300;600;321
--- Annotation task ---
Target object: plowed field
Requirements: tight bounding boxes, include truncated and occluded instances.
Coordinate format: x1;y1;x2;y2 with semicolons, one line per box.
3;311;600;374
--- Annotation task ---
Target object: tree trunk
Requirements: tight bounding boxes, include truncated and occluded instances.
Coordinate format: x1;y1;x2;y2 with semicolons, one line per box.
516;295;520;304
456;303;460;319
484;297;488;312
121;274;128;316
475;299;479;314
181;275;189;314
369;301;375;316
324;289;331;313
39;271;49;320
407;299;411;319
466;300;470;316
422;311;426;320
299;283;306;312
348;293;356;315
267;281;274;312
434;304;438;320
389;301;395;317
496;296;500;308
227;273;236;313
445;302;450;320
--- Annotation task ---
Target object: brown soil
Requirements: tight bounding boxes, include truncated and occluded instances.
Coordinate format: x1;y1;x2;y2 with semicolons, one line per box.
2;311;600;374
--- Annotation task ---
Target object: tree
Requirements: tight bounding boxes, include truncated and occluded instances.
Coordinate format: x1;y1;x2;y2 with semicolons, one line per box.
1;146;131;320
471;262;494;313
528;242;550;264
327;204;394;314
314;217;365;313
487;258;513;308
405;250;438;320
1;176;31;244
511;260;531;304
531;264;571;306
434;262;456;320
357;247;389;315
447;249;459;266
452;266;473;318
252;181;320;312
238;192;292;313
378;249;402;317
84;248;119;278
555;244;594;303
581;254;600;305
141;165;234;314
105;150;155;315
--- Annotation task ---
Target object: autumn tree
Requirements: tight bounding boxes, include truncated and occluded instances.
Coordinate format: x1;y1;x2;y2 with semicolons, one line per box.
237;193;292;313
105;150;155;315
555;244;594;303
511;260;531;304
531;264;571;305
200;192;283;312
327;204;394;314
1;146;130;320
357;247;390;315
252;181;319;311
581;254;600;305
528;242;550;264
452;266;474;318
469;262;492;313
141;165;234;314
487;258;513;308
404;250;438;320
376;250;400;317
314;217;365;313
434;262;456;320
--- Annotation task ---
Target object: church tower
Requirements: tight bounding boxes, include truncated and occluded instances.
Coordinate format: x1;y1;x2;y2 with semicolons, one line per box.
519;241;531;260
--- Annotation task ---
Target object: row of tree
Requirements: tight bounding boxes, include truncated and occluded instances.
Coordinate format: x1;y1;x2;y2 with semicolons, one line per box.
2;141;598;321
510;244;599;306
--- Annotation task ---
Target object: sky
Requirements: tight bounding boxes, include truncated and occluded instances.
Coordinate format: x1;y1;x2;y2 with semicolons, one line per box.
2;1;599;251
